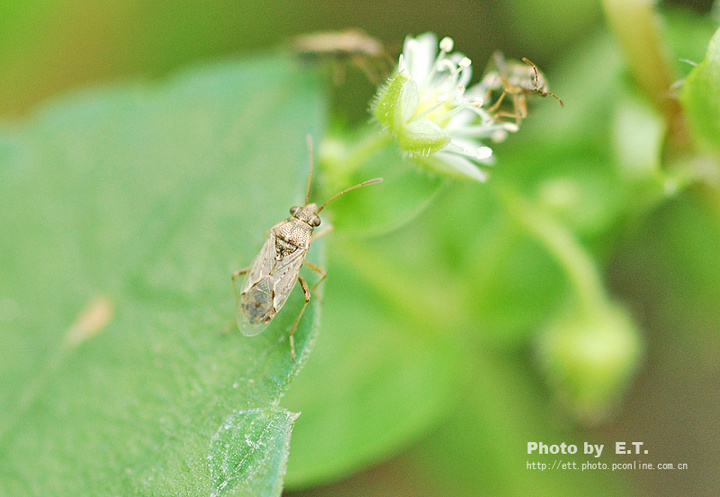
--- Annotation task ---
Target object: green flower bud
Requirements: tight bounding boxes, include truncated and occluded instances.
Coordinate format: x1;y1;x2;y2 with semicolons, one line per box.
536;301;644;424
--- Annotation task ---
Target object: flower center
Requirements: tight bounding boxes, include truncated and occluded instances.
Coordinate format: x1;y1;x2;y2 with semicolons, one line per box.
413;91;454;127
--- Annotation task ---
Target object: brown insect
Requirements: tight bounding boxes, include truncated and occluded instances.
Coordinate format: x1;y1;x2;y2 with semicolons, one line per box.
291;29;394;83
481;51;564;124
232;137;382;360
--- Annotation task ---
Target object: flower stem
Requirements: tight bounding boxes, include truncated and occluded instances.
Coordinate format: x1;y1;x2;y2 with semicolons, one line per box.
499;189;608;316
602;0;684;137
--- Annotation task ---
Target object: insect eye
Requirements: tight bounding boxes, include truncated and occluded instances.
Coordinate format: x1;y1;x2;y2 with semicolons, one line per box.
290;206;300;216
311;216;321;227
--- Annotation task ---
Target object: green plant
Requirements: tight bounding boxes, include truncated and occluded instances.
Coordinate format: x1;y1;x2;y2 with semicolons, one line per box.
2;2;719;496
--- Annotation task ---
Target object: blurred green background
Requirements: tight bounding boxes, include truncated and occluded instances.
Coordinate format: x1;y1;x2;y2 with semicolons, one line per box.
0;0;605;118
2;0;719;496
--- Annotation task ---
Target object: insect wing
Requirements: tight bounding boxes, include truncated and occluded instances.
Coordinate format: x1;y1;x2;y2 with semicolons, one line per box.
269;246;306;313
241;236;275;294
237;236;276;336
236;235;307;337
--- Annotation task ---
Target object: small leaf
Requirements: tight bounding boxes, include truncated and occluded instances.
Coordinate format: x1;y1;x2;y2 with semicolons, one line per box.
682;26;720;157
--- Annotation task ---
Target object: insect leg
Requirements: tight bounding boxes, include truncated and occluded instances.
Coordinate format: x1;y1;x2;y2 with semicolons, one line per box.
231;267;249;278
487;88;509;115
331;60;346;85
231;267;250;306
231;266;249;288
303;261;327;289
312;223;334;241
288;275;312;361
351;54;381;84
505;94;528;125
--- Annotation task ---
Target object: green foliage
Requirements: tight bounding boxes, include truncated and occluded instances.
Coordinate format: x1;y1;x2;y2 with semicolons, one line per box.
0;55;326;496
2;3;720;496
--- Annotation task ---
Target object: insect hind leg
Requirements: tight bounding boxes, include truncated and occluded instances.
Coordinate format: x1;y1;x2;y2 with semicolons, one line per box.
288;275;312;361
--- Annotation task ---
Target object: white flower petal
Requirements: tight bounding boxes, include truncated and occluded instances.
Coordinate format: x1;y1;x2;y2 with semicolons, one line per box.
446;122;510;139
440;140;495;168
449;138;495;163
398;53;406;72
376;31;517;181
405;33;437;85
429;152;489;182
445;109;476;127
458;64;473;89
464;81;490;101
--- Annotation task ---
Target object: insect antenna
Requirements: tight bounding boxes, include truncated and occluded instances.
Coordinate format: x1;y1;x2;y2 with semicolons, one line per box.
304;134;315;205
317;177;383;213
543;88;564;107
522;57;564;107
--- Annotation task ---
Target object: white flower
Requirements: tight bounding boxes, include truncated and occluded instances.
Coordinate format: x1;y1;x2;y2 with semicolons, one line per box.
373;32;517;182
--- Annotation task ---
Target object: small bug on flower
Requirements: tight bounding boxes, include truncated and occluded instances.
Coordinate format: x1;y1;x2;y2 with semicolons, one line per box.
232;137;382;360
481;51;564;124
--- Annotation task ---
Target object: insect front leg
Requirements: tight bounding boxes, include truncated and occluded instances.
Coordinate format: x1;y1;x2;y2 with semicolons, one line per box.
486;88;510;116
288;275;312;361
311;224;334;241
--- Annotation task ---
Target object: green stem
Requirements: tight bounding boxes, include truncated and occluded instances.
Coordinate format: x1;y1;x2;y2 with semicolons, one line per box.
500;189;608;316
602;0;683;128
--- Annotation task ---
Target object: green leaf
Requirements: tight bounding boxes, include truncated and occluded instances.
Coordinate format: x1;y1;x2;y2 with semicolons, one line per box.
209;408;298;497
0;54;326;496
682;26;720;157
